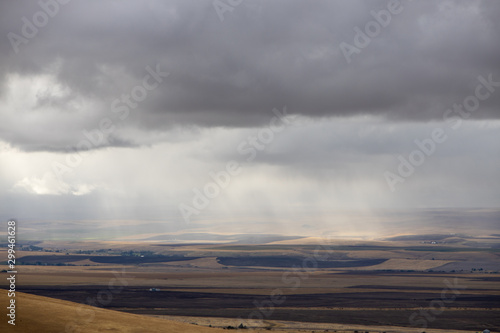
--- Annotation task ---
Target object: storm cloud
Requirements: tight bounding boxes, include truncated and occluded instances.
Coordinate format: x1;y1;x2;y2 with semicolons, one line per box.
0;0;499;151
0;1;499;231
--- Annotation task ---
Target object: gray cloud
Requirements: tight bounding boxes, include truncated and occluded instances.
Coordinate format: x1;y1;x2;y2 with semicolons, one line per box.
0;0;499;152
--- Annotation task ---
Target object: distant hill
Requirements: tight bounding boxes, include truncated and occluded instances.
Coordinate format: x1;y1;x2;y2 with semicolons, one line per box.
143;233;304;244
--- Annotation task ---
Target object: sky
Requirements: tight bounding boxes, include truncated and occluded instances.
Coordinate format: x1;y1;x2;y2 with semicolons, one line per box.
0;0;499;237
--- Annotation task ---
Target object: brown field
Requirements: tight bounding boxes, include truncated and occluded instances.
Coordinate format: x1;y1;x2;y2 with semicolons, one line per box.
0;290;480;333
1;236;499;332
0;290;253;333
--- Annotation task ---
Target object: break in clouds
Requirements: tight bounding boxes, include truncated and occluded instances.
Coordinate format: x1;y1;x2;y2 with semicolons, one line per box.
0;0;499;227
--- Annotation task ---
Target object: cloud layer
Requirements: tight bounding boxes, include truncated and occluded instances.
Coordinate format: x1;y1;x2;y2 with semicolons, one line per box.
0;1;499;230
0;0;499;151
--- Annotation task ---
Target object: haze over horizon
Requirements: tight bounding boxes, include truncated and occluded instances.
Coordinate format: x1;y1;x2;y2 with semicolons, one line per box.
1;0;499;236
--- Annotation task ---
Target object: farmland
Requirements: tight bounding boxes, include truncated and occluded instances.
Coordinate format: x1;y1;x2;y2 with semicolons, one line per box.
1;233;499;332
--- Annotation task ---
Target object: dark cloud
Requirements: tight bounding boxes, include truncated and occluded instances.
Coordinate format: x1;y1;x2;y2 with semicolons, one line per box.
0;0;499;152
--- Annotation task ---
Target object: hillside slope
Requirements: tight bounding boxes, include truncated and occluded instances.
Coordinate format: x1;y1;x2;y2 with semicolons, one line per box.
0;289;227;333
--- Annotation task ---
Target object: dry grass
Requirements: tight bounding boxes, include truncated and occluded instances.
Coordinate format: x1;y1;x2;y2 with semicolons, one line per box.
2;238;498;332
351;258;453;270
0;290;229;333
154;314;478;333
0;290;479;333
0;290;327;333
